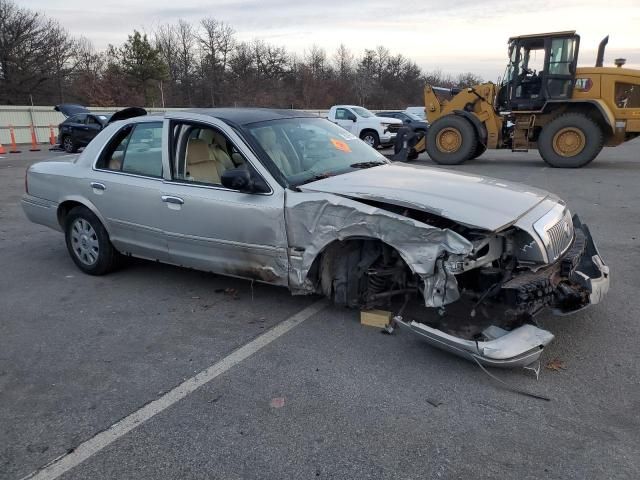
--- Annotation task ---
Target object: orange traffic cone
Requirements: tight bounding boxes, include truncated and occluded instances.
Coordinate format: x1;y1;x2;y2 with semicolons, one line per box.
0;139;6;155
49;125;56;145
29;124;41;152
8;125;21;153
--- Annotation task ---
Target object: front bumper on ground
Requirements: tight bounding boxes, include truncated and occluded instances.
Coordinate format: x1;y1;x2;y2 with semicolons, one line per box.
396;216;610;368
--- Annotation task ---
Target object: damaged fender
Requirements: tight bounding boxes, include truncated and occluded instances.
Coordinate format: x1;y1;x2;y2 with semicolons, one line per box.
285;191;473;306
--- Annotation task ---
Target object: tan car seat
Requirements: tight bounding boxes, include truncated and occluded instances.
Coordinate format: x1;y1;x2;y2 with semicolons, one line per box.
200;129;237;179
185;138;220;184
255;128;292;176
211;131;236;172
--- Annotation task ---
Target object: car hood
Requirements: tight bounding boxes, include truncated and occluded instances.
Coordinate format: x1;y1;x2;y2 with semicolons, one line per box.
374;116;402;124
298;163;554;231
54;104;90;117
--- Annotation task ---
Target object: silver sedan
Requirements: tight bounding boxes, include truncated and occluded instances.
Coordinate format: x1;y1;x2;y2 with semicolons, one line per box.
22;109;610;367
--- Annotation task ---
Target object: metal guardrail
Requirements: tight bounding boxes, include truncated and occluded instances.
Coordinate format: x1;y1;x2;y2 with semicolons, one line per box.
0;106;330;145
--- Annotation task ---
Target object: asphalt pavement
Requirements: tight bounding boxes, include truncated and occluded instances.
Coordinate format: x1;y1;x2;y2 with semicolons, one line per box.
1;141;639;479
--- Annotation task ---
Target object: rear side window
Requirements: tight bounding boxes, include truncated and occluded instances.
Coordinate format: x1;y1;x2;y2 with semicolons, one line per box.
67;114;87;124
97;122;163;177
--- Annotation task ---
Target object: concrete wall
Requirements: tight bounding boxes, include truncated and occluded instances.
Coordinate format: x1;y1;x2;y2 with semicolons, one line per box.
0;106;330;145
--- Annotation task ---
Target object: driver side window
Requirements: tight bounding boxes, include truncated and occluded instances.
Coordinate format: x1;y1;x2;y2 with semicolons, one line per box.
336;108;354;121
170;122;246;186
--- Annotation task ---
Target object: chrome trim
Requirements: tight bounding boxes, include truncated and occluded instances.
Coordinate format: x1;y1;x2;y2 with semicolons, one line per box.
161;195;184;205
533;204;574;263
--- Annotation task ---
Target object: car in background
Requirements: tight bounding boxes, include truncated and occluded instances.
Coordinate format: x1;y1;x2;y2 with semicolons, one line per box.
55;104;112;153
404;106;426;120
327;105;402;148
376;111;429;133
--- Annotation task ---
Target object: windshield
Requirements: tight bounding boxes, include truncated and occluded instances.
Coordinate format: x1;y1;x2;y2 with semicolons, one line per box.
404;112;422;121
246;118;388;186
351;107;375;118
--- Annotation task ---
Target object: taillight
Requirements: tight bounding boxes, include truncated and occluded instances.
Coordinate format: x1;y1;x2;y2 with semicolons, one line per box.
575;78;593;92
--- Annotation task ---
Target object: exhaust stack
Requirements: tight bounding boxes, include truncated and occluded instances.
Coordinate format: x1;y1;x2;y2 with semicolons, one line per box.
595;35;609;67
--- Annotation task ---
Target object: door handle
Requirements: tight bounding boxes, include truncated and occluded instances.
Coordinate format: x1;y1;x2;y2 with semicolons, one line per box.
90;182;106;191
161;195;184;205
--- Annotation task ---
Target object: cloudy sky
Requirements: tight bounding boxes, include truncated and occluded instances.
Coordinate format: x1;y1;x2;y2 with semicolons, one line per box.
28;0;640;79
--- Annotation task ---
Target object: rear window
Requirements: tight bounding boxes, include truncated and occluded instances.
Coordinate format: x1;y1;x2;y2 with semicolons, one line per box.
97;122;163;177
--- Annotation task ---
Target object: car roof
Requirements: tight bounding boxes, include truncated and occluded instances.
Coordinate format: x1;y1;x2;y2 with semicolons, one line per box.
185;108;320;125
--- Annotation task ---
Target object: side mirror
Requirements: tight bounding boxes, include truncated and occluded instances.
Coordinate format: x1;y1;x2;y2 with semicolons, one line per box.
350;116;356;122
404;119;411;124
221;167;268;193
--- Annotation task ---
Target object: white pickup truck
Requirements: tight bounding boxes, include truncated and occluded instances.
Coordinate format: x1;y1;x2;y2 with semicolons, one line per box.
327;105;402;148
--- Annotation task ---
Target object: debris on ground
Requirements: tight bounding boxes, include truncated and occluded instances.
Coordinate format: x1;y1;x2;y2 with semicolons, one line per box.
270;397;285;408
360;309;392;328
214;287;239;299
545;358;567;371
426;398;442;407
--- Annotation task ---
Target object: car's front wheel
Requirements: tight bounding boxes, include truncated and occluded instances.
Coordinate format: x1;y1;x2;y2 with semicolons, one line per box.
62;135;78;153
64;206;120;275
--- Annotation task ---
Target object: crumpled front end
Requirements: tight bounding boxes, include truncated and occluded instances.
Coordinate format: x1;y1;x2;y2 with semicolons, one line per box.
285;189;609;369
499;215;610;317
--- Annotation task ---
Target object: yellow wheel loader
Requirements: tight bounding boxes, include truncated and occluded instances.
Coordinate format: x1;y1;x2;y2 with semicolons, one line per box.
419;31;640;167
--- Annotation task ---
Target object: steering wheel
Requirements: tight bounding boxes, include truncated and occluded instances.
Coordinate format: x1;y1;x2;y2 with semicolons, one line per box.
521;66;534;75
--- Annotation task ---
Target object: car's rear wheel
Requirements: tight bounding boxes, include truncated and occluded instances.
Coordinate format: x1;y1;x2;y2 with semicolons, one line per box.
360;130;380;149
64;206;119;275
538;113;603;168
426;115;478;165
62;135;78;153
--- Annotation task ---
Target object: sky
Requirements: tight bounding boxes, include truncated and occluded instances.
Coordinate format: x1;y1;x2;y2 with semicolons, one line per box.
27;0;640;79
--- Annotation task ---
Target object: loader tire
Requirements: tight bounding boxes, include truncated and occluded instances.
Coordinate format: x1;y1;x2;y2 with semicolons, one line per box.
470;142;487;160
538;113;603;168
426;115;478;165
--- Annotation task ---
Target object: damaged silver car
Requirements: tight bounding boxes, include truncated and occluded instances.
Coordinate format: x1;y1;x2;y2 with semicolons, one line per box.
22;109;610;368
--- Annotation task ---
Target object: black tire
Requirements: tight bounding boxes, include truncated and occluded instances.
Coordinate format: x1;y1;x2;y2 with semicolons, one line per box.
538;113;603;168
360;130;380;149
64;206;120;275
62;135;78;153
426;115;478;165
470;142;487;160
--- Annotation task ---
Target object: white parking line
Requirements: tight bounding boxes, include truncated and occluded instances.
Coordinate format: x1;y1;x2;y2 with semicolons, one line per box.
21;299;329;480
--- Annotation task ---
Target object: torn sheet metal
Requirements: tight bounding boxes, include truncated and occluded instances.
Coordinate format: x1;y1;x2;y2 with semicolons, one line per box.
394;318;555;368
285;190;473;307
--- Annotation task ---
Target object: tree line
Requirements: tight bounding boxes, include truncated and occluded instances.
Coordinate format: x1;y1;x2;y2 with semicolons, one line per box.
0;0;484;109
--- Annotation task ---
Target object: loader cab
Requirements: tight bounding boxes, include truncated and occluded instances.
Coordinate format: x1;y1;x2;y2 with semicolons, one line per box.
498;31;580;111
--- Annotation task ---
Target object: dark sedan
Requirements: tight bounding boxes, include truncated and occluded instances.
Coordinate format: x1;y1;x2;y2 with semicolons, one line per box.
376;111;429;132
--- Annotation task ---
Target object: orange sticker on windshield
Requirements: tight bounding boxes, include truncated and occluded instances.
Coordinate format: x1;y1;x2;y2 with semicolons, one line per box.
330;138;352;153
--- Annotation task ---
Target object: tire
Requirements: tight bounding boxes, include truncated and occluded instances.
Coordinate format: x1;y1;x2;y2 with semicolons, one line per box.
426;115;478;165
360;130;380;149
64;206;120;275
470;143;487;160
538;113;603;168
62;135;78;153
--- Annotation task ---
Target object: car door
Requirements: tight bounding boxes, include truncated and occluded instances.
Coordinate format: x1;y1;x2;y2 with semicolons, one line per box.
87;120;170;262
82;115;103;145
334;108;357;133
158;113;289;286
62;114;86;143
